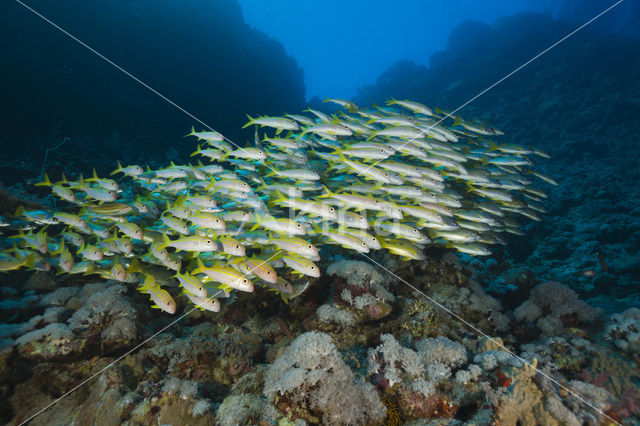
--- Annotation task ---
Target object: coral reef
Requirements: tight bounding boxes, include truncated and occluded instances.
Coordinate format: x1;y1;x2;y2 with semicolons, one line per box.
605;308;640;354
263;332;387;425
513;281;599;338
327;259;395;322
0;245;637;424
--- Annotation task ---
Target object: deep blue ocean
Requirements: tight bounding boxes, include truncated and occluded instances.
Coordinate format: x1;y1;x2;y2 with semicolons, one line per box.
0;1;639;424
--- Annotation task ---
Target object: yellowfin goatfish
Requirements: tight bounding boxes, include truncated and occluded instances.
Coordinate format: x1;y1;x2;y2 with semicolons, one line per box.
184;126;224;143
192;258;254;292
137;274;177;314
4;98;554;314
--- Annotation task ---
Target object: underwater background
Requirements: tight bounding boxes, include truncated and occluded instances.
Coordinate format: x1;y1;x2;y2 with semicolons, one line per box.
1;0;639;424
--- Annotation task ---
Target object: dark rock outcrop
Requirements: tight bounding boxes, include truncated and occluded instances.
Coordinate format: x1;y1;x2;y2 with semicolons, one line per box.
0;0;305;175
354;12;640;305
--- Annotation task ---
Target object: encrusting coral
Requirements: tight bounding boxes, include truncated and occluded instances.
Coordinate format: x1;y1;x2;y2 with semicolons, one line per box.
263;332;387;425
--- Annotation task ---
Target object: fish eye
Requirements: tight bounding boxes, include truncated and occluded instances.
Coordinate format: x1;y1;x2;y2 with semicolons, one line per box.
243;279;248;283
311;266;316;270
307;245;312;249
206;239;212;244
296;223;301;227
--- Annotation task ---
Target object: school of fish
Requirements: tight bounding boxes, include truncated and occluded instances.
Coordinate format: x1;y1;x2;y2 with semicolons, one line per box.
0;99;556;314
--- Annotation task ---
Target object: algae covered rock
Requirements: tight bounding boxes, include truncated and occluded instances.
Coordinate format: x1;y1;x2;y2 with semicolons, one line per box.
68;283;139;352
15;323;85;361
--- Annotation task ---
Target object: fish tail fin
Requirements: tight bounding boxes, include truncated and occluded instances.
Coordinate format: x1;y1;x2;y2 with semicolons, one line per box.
204;177;218;192
174;194;187;206
371;182;384;192
128;257;142;274
335;150;348;164
110;161;123;176
249;214;262;232
272;190;287;205
35;173;52;187
489;142;498;151
184;125;196;138
241;115;254;129
83;262;95;275
256;176;267;191
329;148;343;158
14;205;25;217
136;278;148;292
160;233;171;249
73;174;85;189
318;185;333;199
307;221;325;236
192;257;206;274
23;254;35;269
466;183;477;193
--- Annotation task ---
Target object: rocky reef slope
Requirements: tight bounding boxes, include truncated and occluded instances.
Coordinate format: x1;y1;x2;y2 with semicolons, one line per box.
355;12;640;310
